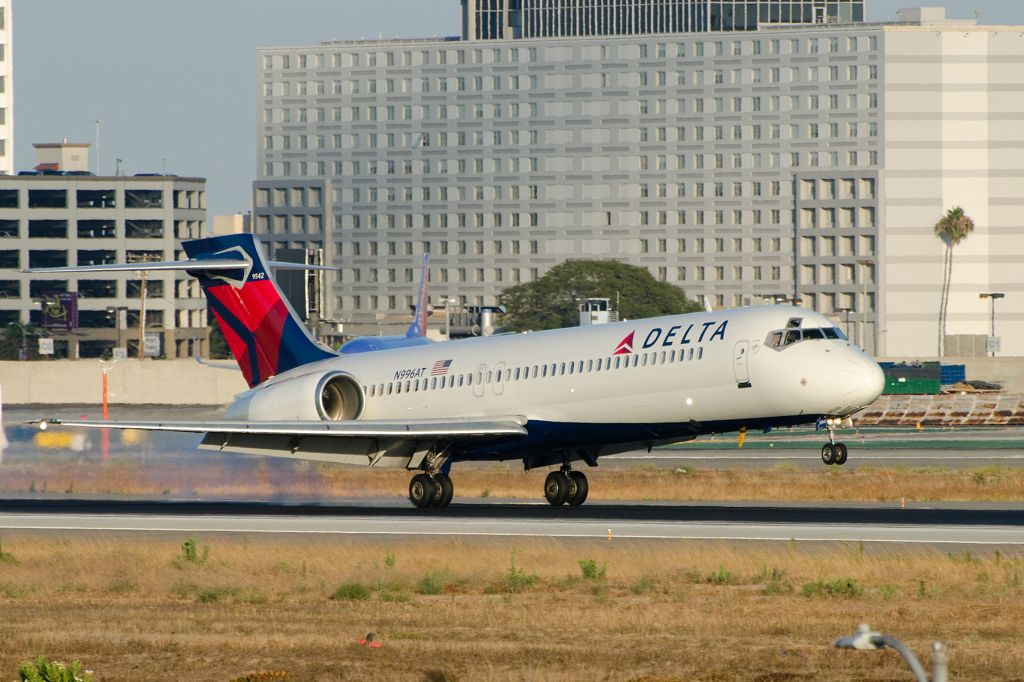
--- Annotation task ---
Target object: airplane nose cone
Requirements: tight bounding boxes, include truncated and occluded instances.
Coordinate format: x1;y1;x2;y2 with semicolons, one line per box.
839;353;885;409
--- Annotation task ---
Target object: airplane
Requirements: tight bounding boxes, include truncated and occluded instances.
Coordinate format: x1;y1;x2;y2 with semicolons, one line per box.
337;253;434;354
28;233;885;508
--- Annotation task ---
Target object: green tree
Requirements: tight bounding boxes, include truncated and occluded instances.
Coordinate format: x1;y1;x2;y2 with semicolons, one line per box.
934;206;974;356
0;323;37;361
208;324;231;359
498;260;702;332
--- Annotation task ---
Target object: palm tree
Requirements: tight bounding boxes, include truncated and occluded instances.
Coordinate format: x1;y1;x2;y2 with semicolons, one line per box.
934;206;975;356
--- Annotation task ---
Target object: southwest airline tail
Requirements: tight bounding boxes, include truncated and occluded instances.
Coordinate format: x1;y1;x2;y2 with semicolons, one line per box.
182;234;335;388
406;253;430;338
337;253;435;355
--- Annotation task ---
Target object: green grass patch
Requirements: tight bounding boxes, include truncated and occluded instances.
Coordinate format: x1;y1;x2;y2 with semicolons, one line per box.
332;582;372;601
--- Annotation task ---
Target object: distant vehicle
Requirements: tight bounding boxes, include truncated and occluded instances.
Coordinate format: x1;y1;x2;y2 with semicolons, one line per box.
16;170;42;176
64;170;96;177
29;234;885;509
133;173;177;178
339;253;434;354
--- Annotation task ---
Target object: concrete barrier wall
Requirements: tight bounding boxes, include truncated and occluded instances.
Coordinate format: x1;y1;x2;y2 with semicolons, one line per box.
859;393;1024;426
0;360;248;405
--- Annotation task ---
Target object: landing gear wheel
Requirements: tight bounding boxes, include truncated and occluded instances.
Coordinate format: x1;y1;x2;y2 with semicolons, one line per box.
821;444;837;466
834;443;848;466
432;473;454;507
544;471;571;506
409;473;437;508
566;471;589;506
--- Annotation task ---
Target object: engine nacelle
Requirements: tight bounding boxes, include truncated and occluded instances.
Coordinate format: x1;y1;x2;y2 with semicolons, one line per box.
225;371;364;422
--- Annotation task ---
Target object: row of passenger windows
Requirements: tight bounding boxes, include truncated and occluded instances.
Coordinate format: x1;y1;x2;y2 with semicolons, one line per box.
364;347;706;398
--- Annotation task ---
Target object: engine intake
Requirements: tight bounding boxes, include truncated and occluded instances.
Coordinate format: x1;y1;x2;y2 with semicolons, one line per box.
319;374;363;421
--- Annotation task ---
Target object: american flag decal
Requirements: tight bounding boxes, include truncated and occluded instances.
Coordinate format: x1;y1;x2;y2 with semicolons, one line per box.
431;359;453;376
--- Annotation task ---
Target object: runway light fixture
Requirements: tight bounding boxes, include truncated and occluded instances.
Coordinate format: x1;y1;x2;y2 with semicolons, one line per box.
834;623;948;682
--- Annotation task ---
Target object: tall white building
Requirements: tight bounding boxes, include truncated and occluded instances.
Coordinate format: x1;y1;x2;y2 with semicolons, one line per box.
253;7;1024;358
0;0;12;174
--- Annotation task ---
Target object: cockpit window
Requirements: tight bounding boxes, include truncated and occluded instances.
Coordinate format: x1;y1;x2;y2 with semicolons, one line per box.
766;326;847;349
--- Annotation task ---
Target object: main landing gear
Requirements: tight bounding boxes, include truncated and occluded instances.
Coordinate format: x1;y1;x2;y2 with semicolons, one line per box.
544;466;589;506
409;472;454;508
820;417;849;466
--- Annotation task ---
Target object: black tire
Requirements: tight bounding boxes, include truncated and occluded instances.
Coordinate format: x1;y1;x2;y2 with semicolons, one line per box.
433;473;454;507
409;473;437;508
835;443;849;466
566;471;589;506
544;471;570;506
821;444;837;466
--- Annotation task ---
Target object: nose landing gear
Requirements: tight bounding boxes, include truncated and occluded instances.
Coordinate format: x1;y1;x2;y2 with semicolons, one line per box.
820;417;849;466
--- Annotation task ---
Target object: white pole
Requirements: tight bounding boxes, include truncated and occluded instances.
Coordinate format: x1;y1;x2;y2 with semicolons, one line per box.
93;120;101;175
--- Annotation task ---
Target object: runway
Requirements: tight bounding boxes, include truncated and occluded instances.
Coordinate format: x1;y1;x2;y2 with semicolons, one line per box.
1;498;1023;546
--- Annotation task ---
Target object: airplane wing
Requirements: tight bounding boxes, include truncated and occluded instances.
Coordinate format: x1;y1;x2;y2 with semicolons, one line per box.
37;417;526;438
35;416;528;468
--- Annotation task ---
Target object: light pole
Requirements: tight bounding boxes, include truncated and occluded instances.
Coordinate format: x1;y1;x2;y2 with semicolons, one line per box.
979;292;1005;357
7;322;27;361
93;120;101;175
835;307;853;342
857;259;874;354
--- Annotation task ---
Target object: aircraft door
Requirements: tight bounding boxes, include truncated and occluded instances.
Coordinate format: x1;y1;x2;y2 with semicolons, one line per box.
493;362;506;396
733;341;751;387
473;363;486;398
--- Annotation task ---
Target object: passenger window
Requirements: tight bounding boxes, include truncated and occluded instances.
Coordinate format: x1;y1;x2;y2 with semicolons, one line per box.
689;348;694;360
669;350;676;362
698;347;704;360
587;359;593;372
568;362;574;375
514;368;520;380
378;384;384;394
605;357;612;370
487;371;493;383
615;357;621;369
387;383;393;395
431;377;437;390
641;354;648;366
405;380;411;392
476;372;483;384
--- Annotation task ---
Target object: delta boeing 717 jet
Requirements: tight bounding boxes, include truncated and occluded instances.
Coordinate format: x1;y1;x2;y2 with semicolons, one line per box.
30;234;884;508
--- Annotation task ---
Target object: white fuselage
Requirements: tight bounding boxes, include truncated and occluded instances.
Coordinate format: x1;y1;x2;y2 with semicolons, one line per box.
228;305;884;437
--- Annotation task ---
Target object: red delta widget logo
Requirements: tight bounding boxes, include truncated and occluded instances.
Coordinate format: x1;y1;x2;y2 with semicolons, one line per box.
613;320;729;354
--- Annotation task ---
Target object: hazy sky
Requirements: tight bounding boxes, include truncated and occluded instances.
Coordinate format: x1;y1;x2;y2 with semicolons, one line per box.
13;1;1020;217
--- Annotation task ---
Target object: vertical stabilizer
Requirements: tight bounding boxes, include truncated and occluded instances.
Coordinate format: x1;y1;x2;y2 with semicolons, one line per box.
182;234;335;387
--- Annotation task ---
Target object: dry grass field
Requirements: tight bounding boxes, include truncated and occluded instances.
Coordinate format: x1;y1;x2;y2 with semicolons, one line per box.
0;535;1022;681
2;458;1024;502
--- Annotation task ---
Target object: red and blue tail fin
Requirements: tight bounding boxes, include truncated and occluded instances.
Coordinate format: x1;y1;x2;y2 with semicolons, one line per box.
182;234;335;388
405;253;430;339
